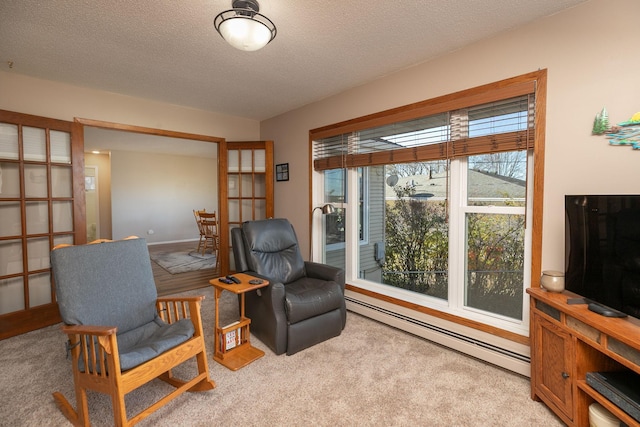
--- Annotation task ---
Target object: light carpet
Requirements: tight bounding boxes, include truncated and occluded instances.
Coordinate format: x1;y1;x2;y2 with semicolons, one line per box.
150;250;217;274
0;287;563;426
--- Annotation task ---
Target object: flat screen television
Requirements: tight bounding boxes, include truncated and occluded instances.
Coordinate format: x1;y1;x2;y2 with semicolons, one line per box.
565;195;640;318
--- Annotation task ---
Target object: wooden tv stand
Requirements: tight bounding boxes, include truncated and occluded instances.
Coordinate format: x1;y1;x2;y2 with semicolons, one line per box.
528;287;640;426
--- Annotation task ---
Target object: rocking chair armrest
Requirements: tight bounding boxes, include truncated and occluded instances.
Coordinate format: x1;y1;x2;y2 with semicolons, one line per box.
60;324;118;336
156;295;205;303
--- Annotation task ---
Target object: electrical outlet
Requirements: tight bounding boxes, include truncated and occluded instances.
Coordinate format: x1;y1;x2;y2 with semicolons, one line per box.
147;229;154;235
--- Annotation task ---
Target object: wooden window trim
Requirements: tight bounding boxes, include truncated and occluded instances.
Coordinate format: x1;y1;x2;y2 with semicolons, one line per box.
310;76;536;140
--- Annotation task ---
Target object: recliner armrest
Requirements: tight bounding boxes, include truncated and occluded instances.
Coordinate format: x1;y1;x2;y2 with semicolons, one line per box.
239;273;287;310
304;261;345;290
258;281;287;309
231;227;249;272
244;280;288;355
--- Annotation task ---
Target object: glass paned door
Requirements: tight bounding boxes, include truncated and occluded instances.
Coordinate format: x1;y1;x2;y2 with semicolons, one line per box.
220;141;273;274
0;110;83;339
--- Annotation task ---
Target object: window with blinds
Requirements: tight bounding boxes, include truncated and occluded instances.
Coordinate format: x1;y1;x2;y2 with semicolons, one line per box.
308;70;547;343
313;85;535;170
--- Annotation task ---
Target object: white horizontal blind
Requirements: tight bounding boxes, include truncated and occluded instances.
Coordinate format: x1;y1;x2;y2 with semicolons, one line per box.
23;126;46;161
0;123;19;160
313;91;535;171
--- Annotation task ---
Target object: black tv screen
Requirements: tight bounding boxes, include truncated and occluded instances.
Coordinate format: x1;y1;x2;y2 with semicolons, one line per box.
565;195;640;318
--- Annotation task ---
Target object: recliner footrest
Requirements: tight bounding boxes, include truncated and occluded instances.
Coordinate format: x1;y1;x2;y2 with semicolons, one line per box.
286;308;343;355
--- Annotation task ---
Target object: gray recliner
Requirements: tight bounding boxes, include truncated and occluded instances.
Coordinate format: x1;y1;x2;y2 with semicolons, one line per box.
231;218;346;355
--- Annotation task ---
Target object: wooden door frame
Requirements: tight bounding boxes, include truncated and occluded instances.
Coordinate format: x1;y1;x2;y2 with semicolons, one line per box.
74;117;227;271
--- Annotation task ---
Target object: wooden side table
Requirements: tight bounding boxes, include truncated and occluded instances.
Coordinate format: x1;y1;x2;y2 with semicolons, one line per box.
209;273;269;370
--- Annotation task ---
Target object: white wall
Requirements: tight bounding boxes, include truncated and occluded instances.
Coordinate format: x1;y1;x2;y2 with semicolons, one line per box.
0;71;261;141
261;0;640;272
84;152;112;239
110;150;217;243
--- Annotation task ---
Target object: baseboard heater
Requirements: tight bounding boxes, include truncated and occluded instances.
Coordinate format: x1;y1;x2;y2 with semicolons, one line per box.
345;296;531;377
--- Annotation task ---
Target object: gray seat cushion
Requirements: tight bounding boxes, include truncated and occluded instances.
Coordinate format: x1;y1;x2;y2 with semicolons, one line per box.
285;278;343;324
118;318;194;371
79;318;195;373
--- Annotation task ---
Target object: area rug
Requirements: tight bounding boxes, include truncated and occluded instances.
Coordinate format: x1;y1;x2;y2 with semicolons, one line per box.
150;250;217;274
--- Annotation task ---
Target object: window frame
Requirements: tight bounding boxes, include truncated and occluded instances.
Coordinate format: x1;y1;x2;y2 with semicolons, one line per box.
452;153;532;328
323;167;369;252
309;70;546;344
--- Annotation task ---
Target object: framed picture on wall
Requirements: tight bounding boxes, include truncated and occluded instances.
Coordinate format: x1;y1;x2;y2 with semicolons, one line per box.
276;163;289;181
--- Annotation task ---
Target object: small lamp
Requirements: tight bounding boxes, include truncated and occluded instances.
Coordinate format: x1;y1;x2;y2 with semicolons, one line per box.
214;0;277;52
314;203;335;216
309;204;335;261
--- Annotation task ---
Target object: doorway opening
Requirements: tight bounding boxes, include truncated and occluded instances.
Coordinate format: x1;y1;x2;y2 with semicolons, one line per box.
78;118;225;294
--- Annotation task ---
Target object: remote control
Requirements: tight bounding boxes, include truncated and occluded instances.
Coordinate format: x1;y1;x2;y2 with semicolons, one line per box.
218;277;233;284
226;275;241;284
249;279;263;285
588;302;628;318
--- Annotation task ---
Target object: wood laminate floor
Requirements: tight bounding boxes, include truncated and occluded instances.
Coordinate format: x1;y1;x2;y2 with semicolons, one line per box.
148;241;220;296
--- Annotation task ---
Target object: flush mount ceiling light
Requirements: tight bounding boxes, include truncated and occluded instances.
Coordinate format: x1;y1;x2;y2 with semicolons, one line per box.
214;0;277;52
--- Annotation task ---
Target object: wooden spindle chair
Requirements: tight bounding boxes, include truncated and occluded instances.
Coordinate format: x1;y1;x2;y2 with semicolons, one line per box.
50;236;215;426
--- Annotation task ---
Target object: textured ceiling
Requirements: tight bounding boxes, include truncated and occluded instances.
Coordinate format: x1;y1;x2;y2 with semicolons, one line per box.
1;0;585;122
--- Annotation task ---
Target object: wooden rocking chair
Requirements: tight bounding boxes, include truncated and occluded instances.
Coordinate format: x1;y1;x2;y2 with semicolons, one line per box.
50;237;215;426
197;212;220;268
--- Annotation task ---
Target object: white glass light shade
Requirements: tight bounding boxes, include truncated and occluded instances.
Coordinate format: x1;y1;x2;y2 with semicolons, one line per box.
214;1;277;52
219;17;272;51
